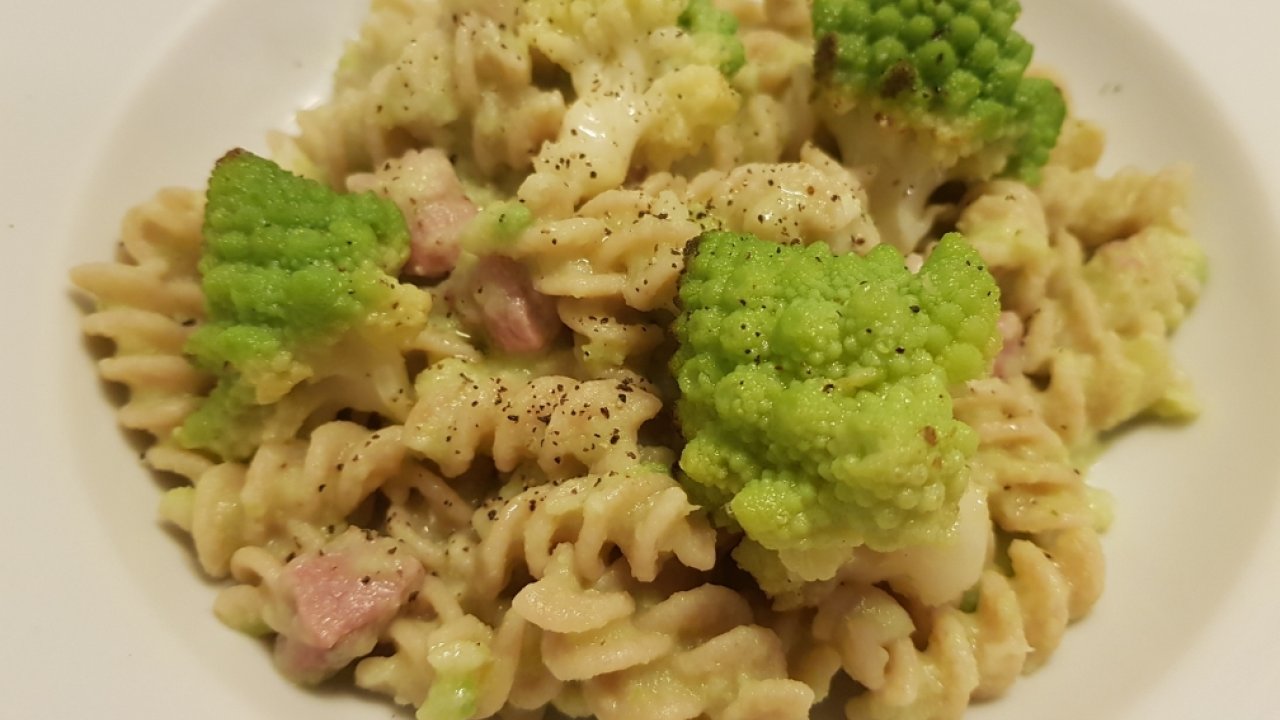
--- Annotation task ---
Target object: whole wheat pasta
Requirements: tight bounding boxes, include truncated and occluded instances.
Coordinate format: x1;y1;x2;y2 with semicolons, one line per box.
70;1;1206;718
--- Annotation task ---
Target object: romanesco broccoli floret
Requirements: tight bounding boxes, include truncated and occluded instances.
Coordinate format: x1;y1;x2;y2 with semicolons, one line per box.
812;0;1066;250
678;0;747;76
461;200;535;255
672;231;1001;587
177;150;423;459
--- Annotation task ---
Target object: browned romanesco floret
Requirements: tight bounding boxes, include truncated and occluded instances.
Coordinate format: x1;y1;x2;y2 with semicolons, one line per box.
813;0;1067;250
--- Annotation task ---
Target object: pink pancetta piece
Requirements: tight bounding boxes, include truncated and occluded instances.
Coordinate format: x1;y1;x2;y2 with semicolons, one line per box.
273;632;343;684
272;532;423;684
404;194;476;278
347;149;477;280
994;310;1024;379
454;254;563;354
288;555;407;648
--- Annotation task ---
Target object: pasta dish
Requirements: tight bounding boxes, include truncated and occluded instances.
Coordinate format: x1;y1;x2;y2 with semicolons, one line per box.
70;1;1205;718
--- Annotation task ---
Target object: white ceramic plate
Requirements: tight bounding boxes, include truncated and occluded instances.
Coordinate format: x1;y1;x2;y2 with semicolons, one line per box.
4;1;1278;718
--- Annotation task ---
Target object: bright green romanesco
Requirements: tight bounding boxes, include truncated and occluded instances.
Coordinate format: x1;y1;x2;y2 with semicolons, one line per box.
673;231;1001;586
176;150;424;459
812;0;1066;249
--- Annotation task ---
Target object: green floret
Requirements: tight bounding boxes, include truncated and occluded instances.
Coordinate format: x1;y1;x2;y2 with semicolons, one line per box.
461;200;534;255
673;231;1000;585
812;0;1066;250
175;150;412;459
678;0;747;77
418;674;478;720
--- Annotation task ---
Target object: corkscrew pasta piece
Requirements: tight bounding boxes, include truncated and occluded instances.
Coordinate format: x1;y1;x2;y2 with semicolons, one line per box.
960;159;1205;452
802;529;1097;720
287;0;566;185
514;552;814;720
954;378;1098;535
357;608;565;719
358;491;719;720
472;470;717;597
1038;163;1192;248
1028;226;1202;449
957;179;1056;321
405;359;667;478
515;187;703;312
685;144;880;253
554;298;665;376
162;421;408;577
512;0;746;216
379;459;479;578
71;188;208;440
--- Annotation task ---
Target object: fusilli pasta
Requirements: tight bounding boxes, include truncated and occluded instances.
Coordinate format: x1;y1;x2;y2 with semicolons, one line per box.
70;1;1206;719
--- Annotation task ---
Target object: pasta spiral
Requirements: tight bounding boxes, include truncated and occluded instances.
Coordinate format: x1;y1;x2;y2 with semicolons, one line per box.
355;608;564;718
960;157;1205;451
684;144;880;254
70;0;1207;718
797;525;1100;720
955;378;1101;536
405;359;668;479
472;470;717;596
515;551;814;720
354;471;722;718
162;421;408;577
555;298;666;376
70;188;208;441
288;0;566;186
515;187;702;313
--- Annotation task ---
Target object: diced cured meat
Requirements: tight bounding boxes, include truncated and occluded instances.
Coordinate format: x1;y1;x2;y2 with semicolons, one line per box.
453;254;563;354
273;634;342;683
405;194;476;278
347;149;476;280
271;532;423;684
994;310;1024;379
287;554;410;648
